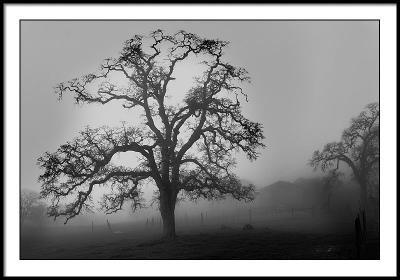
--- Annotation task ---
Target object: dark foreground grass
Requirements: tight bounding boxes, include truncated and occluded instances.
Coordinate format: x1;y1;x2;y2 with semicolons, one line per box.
21;226;379;260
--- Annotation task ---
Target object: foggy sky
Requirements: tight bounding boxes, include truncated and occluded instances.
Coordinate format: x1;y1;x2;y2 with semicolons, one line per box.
21;20;379;198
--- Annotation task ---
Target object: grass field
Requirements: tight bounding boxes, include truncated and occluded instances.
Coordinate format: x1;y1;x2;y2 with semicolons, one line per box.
20;215;379;260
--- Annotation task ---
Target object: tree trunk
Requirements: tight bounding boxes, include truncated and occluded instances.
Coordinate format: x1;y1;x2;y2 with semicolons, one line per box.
159;188;177;240
359;181;368;214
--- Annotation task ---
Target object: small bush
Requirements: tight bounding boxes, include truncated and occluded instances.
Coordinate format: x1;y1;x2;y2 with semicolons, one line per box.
242;224;254;230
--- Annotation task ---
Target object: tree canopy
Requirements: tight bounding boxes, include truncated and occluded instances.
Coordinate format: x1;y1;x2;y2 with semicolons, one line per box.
37;30;265;226
310;102;379;207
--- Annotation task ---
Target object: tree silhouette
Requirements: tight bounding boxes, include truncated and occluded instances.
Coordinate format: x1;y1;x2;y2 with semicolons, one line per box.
37;30;265;239
321;170;342;211
310;102;379;214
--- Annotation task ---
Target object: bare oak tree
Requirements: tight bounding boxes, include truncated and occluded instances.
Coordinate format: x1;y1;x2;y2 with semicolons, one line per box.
37;30;265;239
310;102;379;214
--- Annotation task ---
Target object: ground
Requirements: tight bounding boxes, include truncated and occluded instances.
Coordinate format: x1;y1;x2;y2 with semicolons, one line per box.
20;214;379;260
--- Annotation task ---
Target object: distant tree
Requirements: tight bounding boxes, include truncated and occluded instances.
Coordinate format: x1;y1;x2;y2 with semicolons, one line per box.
29;201;48;228
321;170;342;211
310;102;379;215
20;190;40;224
37;30;265;239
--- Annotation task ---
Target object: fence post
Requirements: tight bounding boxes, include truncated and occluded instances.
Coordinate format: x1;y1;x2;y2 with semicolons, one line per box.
362;209;367;241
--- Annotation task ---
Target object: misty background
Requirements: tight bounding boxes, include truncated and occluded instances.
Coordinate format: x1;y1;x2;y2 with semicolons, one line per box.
21;21;378;227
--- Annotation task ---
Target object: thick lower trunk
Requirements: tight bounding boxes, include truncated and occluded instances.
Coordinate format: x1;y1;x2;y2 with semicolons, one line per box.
359;182;368;218
159;189;177;240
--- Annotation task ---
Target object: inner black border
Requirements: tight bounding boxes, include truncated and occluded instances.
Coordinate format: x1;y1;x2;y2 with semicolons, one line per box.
19;19;381;261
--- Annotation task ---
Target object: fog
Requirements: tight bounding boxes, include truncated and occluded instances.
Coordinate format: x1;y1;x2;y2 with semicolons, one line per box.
21;21;378;189
20;21;379;260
